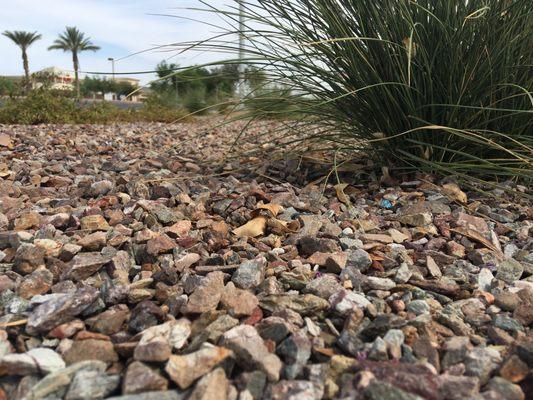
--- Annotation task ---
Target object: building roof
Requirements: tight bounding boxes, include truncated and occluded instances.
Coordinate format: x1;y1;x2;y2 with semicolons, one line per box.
37;67;73;78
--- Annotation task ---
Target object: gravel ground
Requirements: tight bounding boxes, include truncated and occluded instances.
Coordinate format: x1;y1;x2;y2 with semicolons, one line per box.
0;121;531;400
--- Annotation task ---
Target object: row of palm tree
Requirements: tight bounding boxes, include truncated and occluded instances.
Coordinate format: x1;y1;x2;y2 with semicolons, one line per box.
2;27;100;97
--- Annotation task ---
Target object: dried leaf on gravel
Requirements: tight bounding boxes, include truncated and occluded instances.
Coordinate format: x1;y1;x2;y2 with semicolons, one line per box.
334;183;351;205
442;183;467;204
267;217;300;235
0;134;13;148
232;216;268;238
450;227;503;256
254;203;283;217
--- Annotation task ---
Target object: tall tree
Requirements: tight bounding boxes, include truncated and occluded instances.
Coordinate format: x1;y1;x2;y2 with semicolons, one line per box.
2;30;42;88
48;27;100;97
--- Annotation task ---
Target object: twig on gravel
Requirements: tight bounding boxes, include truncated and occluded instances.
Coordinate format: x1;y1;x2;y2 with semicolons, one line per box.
0;319;28;328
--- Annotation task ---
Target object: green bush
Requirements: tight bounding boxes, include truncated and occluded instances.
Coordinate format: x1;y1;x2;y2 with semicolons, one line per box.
0;89;190;124
0;89;78;124
193;0;533;186
0;77;22;96
244;86;297;118
181;88;208;114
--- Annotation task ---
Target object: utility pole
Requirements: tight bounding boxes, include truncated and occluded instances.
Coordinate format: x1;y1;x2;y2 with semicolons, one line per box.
108;57;115;80
237;0;246;100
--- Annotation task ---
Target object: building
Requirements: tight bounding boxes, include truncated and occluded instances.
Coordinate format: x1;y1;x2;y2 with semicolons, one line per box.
34;67;74;90
104;77;145;102
113;77;140;87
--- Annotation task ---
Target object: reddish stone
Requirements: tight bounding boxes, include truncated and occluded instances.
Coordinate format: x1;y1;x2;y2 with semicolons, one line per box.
243;307;263;326
47;319;85;339
75;331;111;341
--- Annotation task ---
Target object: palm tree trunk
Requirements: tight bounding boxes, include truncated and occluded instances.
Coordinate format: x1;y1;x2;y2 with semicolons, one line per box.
73;51;80;98
22;49;30;91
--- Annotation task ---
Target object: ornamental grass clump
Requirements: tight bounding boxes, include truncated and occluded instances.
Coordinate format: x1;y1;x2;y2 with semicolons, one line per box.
185;0;532;185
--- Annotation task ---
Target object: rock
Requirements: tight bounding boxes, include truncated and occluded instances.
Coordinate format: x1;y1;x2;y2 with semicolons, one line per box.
329;290;370;315
478;268;494;291
369;337;389;361
90;179;115;196
442;336;472;369
514;288;533;325
232;257;266;289
220;325;282;381
298;236;340;257
303;274;343;299
426;256;442;278
388;228;409;243
48;319;85;339
259;294;329;316
412;335;440;371
128;301;164;334
23;360;108;400
437;374;480;400
399;212;433;227
80;215;110;231
220;282;259;317
27;287;99;335
256;317;296;343
63;252;112;281
0;348;65;376
175;252;201;271
407;300;431;315
464;346;501;384
496;259;524;283
123;361;169;394
107;391;183;400
453;212;490;236
492;314;524;333
183;271;225;314
78;231;107;251
63;339;119;365
13;243;45;275
266;380;321;400
324;252;347;273
365;276;396;290
86;305;130;335
484;376;525;400
34;238;63;257
188;315;239;352
14;211;42;230
383;329;404;359
494;292;520;311
165;345;232;389
188;368;229;400
146;234;176;256
134;335;171;363
437;308;473;336
499;355;529;383
395;263;412;283
60;243;82;261
17;267;53;299
361;233;394;244
515;338;533;367
65;369;120;400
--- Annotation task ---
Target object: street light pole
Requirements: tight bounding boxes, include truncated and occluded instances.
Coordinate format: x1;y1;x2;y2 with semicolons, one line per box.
108;57;115;80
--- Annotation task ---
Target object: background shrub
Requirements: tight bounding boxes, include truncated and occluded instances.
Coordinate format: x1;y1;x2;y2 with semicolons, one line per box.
0;89;78;124
0;89;189;124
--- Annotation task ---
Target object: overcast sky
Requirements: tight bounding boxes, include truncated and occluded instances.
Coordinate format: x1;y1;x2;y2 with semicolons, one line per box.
0;0;239;84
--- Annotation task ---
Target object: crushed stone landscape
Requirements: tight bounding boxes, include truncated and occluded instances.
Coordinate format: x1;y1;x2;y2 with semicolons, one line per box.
0;120;531;400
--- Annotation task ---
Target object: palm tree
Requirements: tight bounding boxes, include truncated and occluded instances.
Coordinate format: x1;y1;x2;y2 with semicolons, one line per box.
2;30;42;88
48;27;100;97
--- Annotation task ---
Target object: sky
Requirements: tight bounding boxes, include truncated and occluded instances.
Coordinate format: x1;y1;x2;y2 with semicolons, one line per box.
0;0;240;84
